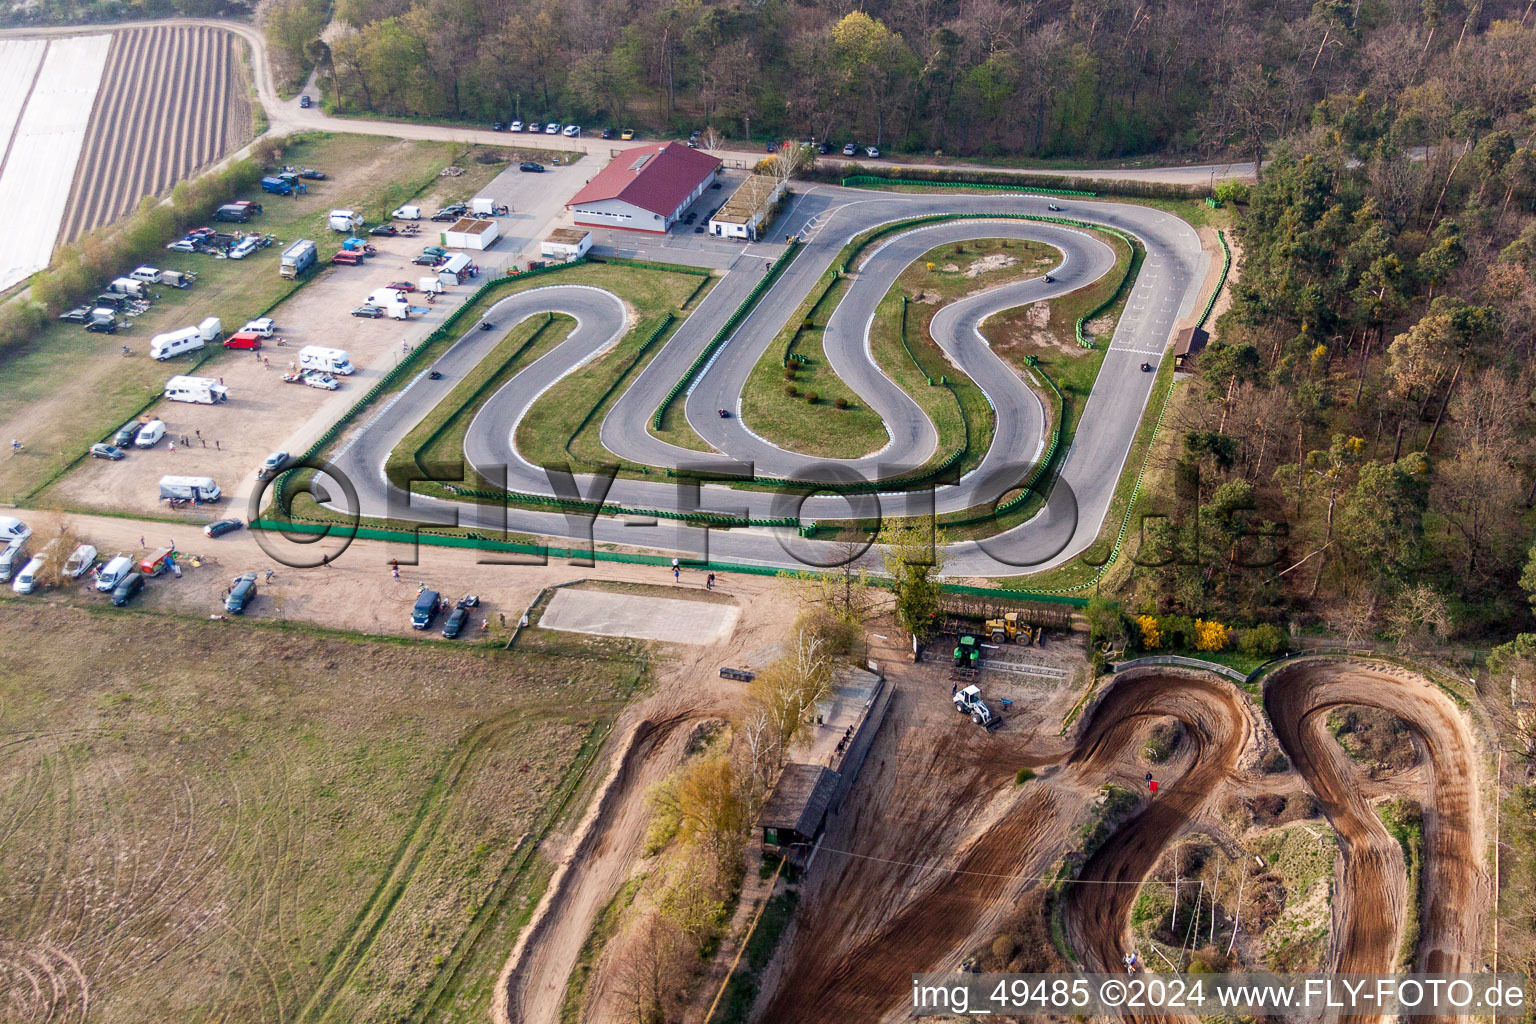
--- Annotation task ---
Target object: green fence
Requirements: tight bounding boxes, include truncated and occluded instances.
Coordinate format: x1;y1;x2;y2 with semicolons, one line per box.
841;175;1097;198
250;516;1088;602
1193;230;1231;331
564;313;675;458
651;240;804;429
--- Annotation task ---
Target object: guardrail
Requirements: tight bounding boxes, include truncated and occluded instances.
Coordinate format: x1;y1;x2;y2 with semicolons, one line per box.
1110;654;1250;683
651;240;804;429
841;175;1097;197
1074;227;1141;348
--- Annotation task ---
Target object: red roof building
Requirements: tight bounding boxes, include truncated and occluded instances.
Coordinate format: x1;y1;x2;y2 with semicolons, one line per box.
565;142;722;234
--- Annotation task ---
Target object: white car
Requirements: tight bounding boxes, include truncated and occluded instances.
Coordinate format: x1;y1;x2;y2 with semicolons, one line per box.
12;555;44;594
843;143;857;156
562;124;581;137
509;120;523;132
545;122;560;134
865;146;881;158
242;317;276;337
302;373;339;391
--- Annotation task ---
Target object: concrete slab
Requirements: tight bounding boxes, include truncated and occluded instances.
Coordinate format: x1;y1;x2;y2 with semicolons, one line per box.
538;588;739;644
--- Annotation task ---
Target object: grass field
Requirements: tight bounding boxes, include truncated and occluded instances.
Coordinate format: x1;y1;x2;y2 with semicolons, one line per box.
0;133;513;506
0;599;643;1024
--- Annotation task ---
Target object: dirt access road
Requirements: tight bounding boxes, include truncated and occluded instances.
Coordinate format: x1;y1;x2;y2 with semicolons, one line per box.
761;658;1487;1024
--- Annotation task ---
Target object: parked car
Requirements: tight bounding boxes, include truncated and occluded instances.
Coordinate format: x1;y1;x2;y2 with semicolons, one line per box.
509;120;524;132
63;544;97;579
387;280;416;292
204;518;244;538
166;239;198;252
110;571;144;606
412;589;440;629
621;128;635;140
299;94;311;108
864;146;881;158
544;122;560;134
818;141;831;154
257;451;290;480
298;167;326;179
352;305;384;319
519;161;545;173
442;601;469;638
58;307;92;323
331;251;364;265
412;253;445;266
225;572;258;613
113;421;141;447
491;121;506;131
562;124;581;137
85;318;119;334
843;142;858;156
600;127;615;139
89;443;126;460
422;245;448;259
12;555;45;594
303;373;339;390
369;223;399;236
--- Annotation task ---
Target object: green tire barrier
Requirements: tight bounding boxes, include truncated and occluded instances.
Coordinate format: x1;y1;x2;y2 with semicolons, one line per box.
651;240;804;430
841;174;1096;198
1073;228;1141;348
782;269;840;364
249;516;1087;604
941;363;1064;529
1193;230;1231;331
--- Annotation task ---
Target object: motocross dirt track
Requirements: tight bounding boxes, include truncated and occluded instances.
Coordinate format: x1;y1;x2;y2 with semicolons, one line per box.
760;658;1485;1024
59;24;250;243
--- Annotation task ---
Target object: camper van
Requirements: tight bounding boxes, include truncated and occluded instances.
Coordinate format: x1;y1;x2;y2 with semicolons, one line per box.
164;375;229;404
134;419;167;448
0;539;28;584
328;209;363;232
159;475;221;503
129;266;162;284
95;554;135;592
150;327;204;361
298;346;355;375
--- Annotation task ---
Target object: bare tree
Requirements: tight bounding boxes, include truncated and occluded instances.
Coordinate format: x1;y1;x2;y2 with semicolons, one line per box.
611;913;688;1024
701;126;726;152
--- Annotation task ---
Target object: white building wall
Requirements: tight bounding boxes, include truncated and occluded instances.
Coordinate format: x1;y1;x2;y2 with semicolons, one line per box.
571;198;665;233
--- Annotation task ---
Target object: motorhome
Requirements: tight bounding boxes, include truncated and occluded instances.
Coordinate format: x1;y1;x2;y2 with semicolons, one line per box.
150;327;204;361
298;346;355;375
163;375;229;404
280;239;317;279
158;476;222;503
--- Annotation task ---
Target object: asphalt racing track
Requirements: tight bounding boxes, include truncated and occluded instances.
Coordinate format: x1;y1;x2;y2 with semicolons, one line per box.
329;185;1207;577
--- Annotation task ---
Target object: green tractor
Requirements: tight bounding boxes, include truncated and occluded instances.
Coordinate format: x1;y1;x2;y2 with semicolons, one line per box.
952;634;980;669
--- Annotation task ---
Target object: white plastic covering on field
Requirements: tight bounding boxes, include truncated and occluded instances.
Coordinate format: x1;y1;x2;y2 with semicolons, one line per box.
0;34;112;292
0;40;47;162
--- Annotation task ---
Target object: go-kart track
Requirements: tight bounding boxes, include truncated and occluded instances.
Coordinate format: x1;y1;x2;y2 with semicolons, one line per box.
326;185;1208;576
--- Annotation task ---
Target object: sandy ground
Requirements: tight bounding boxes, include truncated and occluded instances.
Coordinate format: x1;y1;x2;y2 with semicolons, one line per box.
45;157;590;521
540;588;740;645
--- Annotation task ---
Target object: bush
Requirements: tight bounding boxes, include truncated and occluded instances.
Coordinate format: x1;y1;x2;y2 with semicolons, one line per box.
805;392;818;403
833;397;848;409
784;385;798;398
1135;614;1162;650
1239;623;1289;659
991;934;1017;959
784;366;797;380
1193;618;1230;652
1015;767;1035;785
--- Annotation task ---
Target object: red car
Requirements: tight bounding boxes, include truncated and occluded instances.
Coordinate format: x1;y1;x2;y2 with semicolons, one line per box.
387;280;416;292
331;251;364;265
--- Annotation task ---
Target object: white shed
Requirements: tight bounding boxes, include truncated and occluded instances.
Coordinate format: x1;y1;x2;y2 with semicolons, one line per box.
441;217;499;250
541;228;592;261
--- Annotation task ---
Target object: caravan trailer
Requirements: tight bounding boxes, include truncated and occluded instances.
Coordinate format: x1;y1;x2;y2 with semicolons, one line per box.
163;375;229;404
158;476;222;503
150;327;204;361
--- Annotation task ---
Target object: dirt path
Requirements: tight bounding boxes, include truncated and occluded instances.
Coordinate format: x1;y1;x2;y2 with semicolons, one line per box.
1264;660;1488;981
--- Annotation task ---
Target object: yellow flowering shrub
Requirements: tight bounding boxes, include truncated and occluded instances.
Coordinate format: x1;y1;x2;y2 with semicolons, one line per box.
1136;615;1162;650
1194;619;1230;651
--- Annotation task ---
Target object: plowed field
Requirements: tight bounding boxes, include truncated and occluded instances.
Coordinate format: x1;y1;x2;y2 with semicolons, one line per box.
59;24;251;244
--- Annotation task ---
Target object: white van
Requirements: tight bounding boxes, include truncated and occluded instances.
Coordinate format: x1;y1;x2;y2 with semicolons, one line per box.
0;516;31;545
228;236;260;260
391;204;422;220
130;266;162;284
164;375;229;404
0;539;28;584
298;345;355;375
328;209;363;232
13;555;45;593
242;317;276;337
63;544;97;579
95;554;134;592
150;327;204;361
198;316;222;342
158;475;221;502
135;419;167;448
